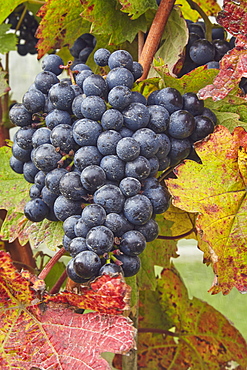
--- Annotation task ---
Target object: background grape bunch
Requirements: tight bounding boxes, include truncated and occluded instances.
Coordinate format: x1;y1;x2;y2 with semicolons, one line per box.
9;45;217;284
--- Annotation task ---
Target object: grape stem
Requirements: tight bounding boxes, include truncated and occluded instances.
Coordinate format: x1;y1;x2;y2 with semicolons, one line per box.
49;269;68;294
38;247;66;280
138;0;176;80
185;0;213;41
157;227;196;240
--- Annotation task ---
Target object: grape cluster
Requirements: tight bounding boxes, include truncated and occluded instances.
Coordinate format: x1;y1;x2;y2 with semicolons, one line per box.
69;33;96;66
5;5;39;56
9;47;216;284
178;20;235;77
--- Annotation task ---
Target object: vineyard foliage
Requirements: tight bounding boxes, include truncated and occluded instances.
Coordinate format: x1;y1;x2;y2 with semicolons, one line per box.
1;0;247;368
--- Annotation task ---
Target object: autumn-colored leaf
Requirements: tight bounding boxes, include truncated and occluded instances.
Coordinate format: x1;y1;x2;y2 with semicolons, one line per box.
217;0;247;36
175;0;221;22
166;125;247;294
138;266;247;369
119;0;157;20
0;251;135;369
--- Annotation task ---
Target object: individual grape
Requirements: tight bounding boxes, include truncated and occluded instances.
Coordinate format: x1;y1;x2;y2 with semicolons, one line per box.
75;69;93;89
86;225;114;255
182;92;204;116
71;95;85;119
63;215;81;239
41;186;58;208
12;142;31;162
119;177;141;197
132;128;160;158
155;87;183;114
22;89;45;113
69;237;88;258
123;194;153;225
130;91;147;105
53;195;82;221
158;156;171;171
48;81;75;111
187;32;200;49
45;168;68;194
94;48;111;66
83;74;108;98
143;183;171;214
122;103;150;131
119;230;146;256
23;161;39;183
108;85;132;111
130;61;143;80
32;143;62;173
24;198;49;222
34;71;59;94
115;254;141;277
101;109;124;131
106;67;134;90
73;118;102;147
42;54;64;76
100;155;125;182
116;137;140;162
168;110;195;139
168;137;191;166
78;46;94;63
147;90;159;105
147;105;169;133
15;126;36;150
63;234;72;252
99;263;123;276
9;103;32;127
45;109;72;130
119;127;134;138
66;258;91;283
34;171;46;189
71;63;92;72
9;156;24;174
190;115;215;142
135;218;159;242
188;23;205;38
31;127;51;148
69;35;87;58
74;250;101;279
200;108;217;125
212;39;231;61
80;165;106;192
125;156;151;181
74;217;91;238
81;204;107;228
81;95;106;121
74;146;102;171
189;39;215;65
104;213;132;237
97;130;122;155
71;84;83;97
207;61;220;69
108;50;133;70
59;172;87;200
149;155;159;176
93;184;125;214
212;27;225;40
29;184;42;199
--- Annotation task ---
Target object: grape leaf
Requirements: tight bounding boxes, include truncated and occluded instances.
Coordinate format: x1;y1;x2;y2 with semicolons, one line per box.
0;24;17;54
138;266;247;369
166;125;247;295
155;8;188;76
0;70;9;98
118;0;157;19
198;44;247;101
0;0;24;24
217;0;247;36
175;0;221;22
164;203;197;240
0;251;135;369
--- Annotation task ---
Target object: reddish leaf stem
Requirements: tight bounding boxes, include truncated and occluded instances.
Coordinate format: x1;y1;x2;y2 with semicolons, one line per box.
138;328;179;337
138;0;176;80
157;228;196;240
38;247;65;280
49;269;68;294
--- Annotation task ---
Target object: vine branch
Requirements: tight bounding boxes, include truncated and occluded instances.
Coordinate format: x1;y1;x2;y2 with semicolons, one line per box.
38;247;65;280
138;0;176;80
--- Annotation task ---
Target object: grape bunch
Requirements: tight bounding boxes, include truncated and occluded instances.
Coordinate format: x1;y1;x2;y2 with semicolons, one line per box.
5;5;39;56
178;19;235;77
9;46;216;284
69;33;96;66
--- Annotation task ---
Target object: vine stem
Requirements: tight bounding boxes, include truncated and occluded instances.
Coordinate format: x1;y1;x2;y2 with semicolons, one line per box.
49;270;68;294
185;0;213;41
157;228;196;240
138;0;176;80
38;247;65;280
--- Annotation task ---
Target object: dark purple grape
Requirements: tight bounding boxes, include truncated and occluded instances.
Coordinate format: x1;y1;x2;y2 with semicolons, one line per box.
74;250;101;279
24;198;49;222
119;230;146;256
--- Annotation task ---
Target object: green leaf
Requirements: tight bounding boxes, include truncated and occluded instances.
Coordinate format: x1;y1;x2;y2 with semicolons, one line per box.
138;266;247;369
166;125;247;295
175;0;221;22
0;69;9;98
118;0;157;19
155;8;188;75
0;146;30;213
0;24;17;53
0;0;24;24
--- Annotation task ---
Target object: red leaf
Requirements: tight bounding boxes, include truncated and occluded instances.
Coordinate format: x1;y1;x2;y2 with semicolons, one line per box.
0;251;136;369
217;0;247;36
